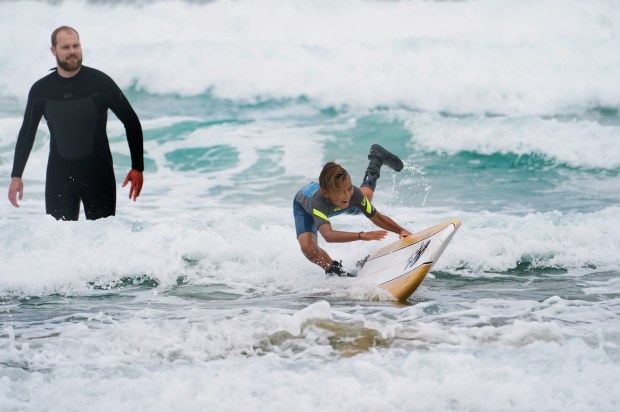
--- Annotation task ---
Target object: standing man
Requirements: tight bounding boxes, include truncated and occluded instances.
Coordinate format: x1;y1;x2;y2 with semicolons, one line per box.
7;26;144;220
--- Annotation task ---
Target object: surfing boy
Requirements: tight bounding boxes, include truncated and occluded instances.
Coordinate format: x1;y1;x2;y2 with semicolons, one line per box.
293;144;412;276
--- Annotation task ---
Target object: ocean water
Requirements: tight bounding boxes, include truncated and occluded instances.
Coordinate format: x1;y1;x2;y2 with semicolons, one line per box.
1;0;620;411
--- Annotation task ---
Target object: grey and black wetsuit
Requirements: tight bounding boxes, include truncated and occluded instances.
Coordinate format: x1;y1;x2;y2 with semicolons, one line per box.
293;182;377;237
11;66;143;220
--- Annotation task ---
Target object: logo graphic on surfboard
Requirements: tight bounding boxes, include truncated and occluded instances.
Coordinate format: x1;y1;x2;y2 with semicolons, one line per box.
403;240;430;272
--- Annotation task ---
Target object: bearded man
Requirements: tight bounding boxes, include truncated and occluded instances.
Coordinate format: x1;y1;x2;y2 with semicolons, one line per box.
8;26;144;220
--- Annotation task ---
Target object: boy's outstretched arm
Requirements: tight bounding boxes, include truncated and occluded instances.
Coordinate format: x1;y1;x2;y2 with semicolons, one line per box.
370;212;411;238
318;223;388;243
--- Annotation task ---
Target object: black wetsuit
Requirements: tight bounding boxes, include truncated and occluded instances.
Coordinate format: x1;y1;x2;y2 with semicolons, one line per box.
11;66;143;220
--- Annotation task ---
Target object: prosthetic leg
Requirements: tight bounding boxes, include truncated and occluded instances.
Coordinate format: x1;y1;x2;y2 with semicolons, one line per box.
361;144;404;191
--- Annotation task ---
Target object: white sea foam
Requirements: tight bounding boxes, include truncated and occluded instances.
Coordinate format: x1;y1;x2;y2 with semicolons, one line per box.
431;206;620;274
1;2;619;410
1;0;619;115
400;111;620;170
2;107;619;296
1;200;619;298
2;298;619;411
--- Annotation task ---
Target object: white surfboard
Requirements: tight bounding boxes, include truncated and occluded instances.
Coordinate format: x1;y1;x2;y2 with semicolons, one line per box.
356;219;461;301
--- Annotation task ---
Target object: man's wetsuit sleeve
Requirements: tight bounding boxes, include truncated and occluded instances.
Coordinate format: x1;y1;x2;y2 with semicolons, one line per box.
106;79;144;172
11;85;44;178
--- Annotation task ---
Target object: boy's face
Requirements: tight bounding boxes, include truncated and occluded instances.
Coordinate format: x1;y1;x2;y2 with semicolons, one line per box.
324;174;354;209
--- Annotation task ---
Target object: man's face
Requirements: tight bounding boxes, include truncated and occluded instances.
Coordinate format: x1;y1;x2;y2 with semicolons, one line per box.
52;30;82;73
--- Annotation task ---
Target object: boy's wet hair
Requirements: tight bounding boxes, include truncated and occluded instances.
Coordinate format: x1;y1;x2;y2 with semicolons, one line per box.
319;162;349;194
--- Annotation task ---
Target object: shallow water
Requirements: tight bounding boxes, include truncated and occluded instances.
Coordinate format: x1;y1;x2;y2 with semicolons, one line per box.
1;1;620;411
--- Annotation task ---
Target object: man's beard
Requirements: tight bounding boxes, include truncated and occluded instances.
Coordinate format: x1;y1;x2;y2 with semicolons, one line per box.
57;54;82;72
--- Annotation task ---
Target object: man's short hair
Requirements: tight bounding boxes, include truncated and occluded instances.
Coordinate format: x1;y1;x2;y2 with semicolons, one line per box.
51;26;79;47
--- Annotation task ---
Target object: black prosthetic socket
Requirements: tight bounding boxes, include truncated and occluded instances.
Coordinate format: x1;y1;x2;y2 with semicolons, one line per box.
361;158;382;191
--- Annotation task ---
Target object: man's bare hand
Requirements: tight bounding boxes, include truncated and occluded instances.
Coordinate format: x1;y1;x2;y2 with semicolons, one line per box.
122;169;143;202
8;177;24;208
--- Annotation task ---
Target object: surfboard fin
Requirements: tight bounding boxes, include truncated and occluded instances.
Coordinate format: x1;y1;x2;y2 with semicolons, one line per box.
356;255;369;268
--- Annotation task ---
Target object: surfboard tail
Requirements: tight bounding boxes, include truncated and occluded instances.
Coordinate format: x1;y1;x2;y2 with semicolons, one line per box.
379;263;432;301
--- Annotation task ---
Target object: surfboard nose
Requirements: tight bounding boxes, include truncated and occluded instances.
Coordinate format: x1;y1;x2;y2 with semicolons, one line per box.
357;218;461;302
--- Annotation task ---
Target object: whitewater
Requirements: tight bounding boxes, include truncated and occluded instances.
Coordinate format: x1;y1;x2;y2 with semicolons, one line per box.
1;1;619;411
